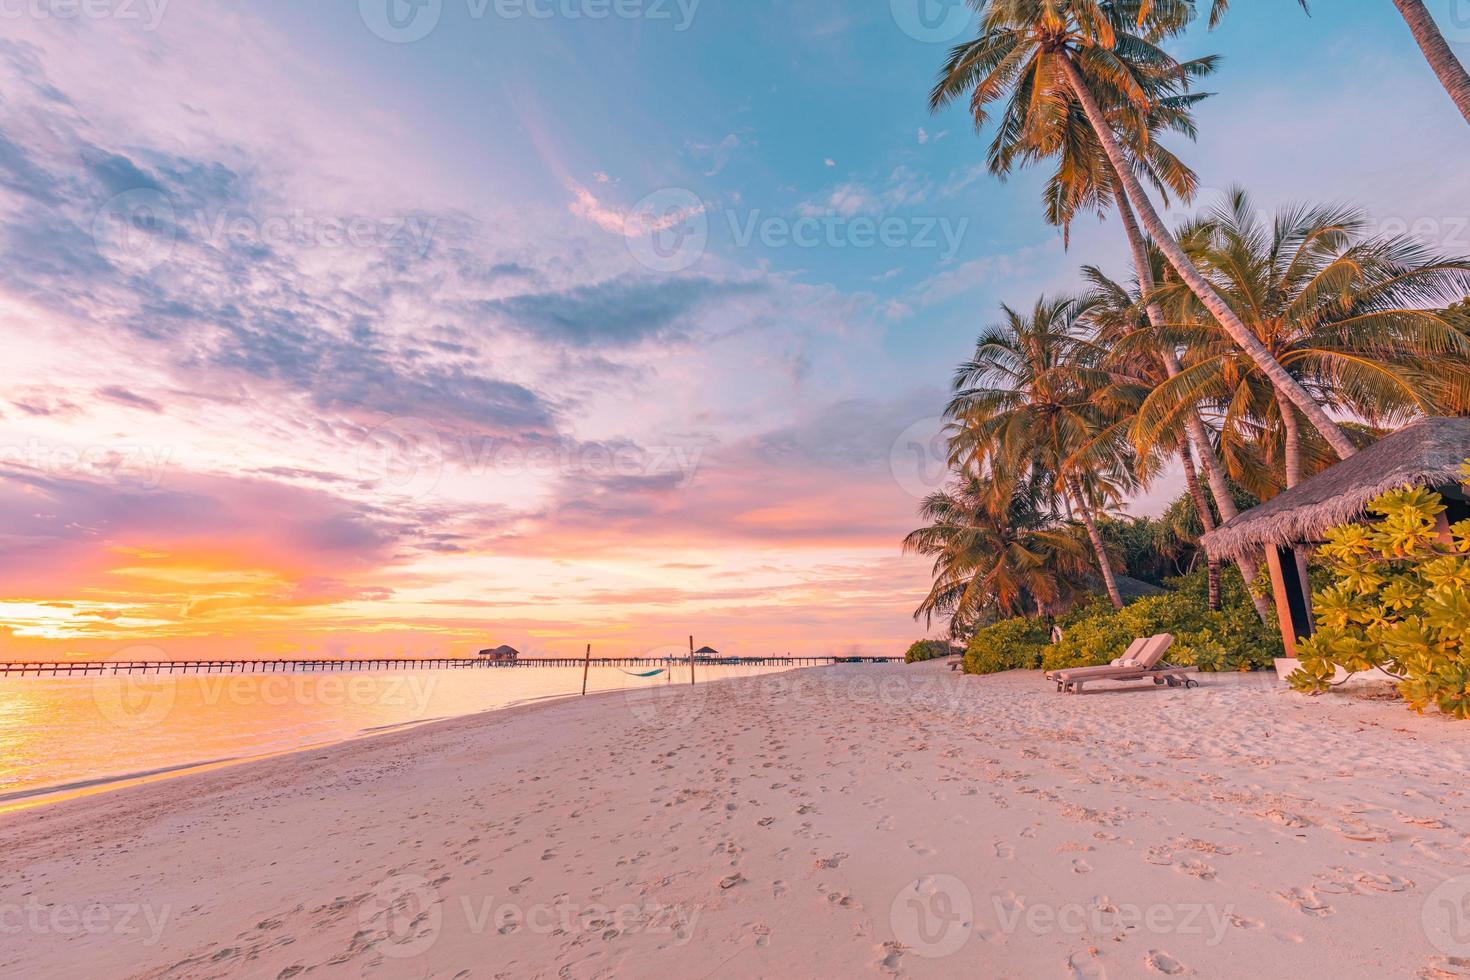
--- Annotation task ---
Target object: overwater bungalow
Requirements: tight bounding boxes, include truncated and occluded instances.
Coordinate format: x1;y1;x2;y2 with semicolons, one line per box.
478;644;520;662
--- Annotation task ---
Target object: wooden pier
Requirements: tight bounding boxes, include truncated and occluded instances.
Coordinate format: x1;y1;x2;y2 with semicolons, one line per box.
0;656;901;677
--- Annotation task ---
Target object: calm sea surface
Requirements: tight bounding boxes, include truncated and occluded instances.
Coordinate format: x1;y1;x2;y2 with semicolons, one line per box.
0;665;792;807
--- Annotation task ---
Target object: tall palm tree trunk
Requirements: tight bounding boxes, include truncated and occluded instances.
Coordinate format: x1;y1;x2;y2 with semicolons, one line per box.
1070;481;1125;610
1275;389;1315;620
1178;442;1222;611
1060;53;1359;462
1178;442;1217;536
1392;0;1470;127
1113;188;1241;516
1275;390;1306;490
1114;190;1273;621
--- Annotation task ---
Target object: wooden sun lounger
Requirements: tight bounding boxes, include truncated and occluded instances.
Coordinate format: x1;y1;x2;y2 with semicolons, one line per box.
1046;633;1199;694
1044;636;1149;683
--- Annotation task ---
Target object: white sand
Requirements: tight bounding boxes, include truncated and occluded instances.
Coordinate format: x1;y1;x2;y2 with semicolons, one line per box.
3;662;1469;979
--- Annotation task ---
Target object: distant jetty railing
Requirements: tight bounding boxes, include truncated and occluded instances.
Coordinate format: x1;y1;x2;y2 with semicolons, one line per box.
0;656;901;677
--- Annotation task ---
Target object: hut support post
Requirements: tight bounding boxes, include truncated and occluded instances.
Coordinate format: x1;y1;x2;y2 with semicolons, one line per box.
1266;546;1313;656
1434;512;1456;547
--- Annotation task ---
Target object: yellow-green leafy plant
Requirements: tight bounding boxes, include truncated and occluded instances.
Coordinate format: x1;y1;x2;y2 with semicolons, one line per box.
1291;463;1470;718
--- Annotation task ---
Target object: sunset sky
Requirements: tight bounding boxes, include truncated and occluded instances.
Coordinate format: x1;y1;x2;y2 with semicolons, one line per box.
2;1;1468;659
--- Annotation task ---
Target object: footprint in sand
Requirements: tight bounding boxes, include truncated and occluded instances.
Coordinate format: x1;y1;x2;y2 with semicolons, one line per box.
993;840;1015;860
1228;914;1263;930
1146;949;1187;975
1072;859;1093;874
1067;949;1108;979
1276;887;1334;917
877;941;904;973
876;815;896;831
1174;858;1215;880
1261;809;1310;829
1314;867;1414;895
1421;955;1470;977
906;840;936;856
772;880;788;898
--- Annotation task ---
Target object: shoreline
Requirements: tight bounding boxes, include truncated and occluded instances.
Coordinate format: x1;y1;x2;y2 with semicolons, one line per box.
0;666;790;815
0;675;681;816
3;663;1468;978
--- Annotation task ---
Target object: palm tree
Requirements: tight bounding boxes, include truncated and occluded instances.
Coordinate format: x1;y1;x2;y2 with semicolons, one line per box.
1210;0;1470;128
1393;0;1470;127
1134;189;1470;491
903;474;1093;632
929;0;1361;460
940;16;1268;606
947;296;1134;608
1079;265;1231;610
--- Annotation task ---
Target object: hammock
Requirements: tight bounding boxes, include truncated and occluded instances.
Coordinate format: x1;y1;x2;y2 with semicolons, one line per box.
617;667;665;678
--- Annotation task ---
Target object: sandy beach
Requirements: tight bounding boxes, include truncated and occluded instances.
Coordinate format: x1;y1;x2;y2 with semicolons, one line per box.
3;662;1469;979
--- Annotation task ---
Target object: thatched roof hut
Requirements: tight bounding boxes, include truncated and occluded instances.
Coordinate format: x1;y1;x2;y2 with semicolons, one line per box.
1200;417;1470;656
694;645;719;656
1202;417;1470;561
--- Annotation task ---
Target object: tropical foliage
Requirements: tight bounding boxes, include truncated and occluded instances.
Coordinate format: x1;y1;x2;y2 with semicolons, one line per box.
908;1;1470;684
1133;190;1470;497
903;472;1097;633
963;616;1053;675
962;566;1280;677
1290;473;1470;718
1041;566;1281;672
904;639;962;664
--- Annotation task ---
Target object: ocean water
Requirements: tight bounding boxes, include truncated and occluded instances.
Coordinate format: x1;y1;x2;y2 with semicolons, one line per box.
0;665;791;809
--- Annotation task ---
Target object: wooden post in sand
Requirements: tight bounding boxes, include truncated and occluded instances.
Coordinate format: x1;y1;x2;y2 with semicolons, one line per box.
581;643;591;696
689;635;695;686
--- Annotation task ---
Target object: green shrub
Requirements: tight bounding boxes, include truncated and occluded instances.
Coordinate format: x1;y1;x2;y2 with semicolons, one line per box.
904;639;960;663
1041;566;1281;673
963;617;1051;674
1290;478;1470;718
958;566;1281;677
